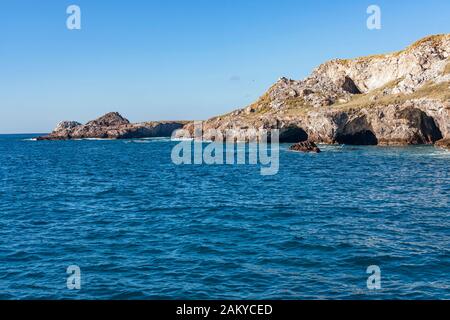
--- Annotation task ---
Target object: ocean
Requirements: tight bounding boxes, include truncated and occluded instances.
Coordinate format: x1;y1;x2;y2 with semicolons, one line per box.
0;134;449;299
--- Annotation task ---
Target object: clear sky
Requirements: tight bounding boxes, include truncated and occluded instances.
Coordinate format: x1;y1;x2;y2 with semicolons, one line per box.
1;0;450;133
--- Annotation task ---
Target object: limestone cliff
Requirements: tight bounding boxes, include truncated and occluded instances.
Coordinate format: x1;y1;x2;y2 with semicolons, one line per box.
182;34;450;148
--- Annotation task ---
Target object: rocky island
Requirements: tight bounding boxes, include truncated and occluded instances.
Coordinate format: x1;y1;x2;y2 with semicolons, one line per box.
40;35;450;150
177;34;450;150
37;112;186;140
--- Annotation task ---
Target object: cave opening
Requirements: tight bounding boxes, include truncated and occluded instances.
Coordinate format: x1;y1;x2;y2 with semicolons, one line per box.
279;127;308;143
419;113;443;144
335;130;378;145
342;76;362;94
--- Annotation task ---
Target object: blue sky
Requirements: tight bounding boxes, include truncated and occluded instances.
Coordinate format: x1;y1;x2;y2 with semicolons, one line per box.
1;0;450;133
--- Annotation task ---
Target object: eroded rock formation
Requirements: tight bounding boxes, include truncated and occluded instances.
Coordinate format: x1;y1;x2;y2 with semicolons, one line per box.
175;34;450;150
37;112;186;140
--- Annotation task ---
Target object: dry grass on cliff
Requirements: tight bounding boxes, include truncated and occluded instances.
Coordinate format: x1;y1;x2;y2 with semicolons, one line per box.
408;34;449;50
333;80;450;111
284;96;309;109
336;49;401;65
332;79;402;110
337;34;449;66
247;84;314;115
251;91;273;114
444;62;450;75
409;81;450;101
283;105;313;117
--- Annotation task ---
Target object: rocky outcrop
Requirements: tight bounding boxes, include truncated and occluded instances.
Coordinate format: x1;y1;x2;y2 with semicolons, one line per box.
289;141;321;153
436;138;450;150
176;34;450;147
37;112;186;140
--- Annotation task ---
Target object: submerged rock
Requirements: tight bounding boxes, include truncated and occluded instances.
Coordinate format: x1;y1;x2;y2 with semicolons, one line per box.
289;141;321;153
37;112;186;140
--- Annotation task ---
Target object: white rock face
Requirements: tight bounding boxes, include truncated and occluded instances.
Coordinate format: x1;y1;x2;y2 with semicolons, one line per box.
314;35;450;94
54;121;82;132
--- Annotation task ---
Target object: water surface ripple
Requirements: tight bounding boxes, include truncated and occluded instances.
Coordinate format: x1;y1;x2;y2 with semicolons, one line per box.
0;135;449;299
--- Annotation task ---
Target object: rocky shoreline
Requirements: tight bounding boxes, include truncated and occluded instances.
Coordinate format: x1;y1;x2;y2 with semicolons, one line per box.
39;35;450;151
175;34;450;151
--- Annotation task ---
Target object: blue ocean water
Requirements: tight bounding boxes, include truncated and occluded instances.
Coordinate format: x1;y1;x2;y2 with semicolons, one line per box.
0;134;449;300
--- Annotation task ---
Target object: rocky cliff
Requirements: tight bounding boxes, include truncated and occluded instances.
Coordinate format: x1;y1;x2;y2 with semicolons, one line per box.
180;34;450;149
37;112;186;140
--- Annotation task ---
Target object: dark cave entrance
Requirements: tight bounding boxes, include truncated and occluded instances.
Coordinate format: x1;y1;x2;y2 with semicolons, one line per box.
397;108;443;144
335;130;378;145
342;76;362;94
279;127;308;143
419;113;443;144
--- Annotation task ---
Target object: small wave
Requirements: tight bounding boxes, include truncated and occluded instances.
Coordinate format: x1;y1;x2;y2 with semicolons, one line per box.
428;147;450;157
405;147;450;158
170;137;194;142
140;137;172;141
125;137;173;144
426;152;450;158
318;144;355;152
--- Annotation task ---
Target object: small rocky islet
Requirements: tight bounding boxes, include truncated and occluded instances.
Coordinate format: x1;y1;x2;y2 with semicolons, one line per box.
39;34;450;152
37;112;186;141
